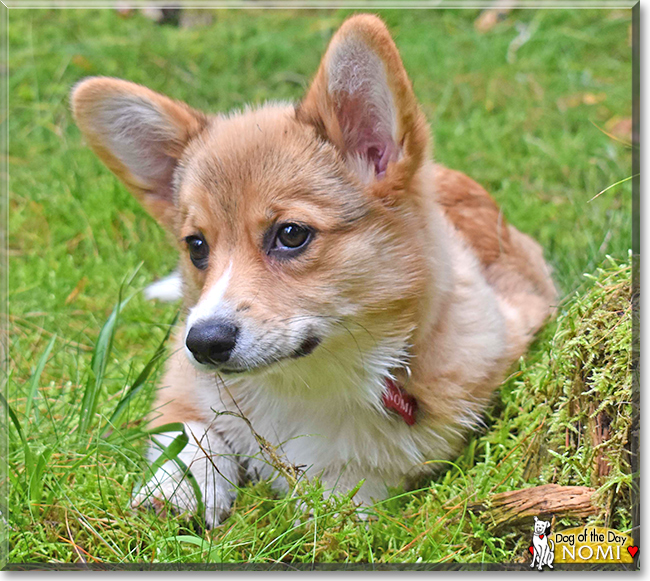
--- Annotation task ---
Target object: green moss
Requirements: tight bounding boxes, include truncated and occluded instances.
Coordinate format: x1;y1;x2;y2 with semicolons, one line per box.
525;257;633;530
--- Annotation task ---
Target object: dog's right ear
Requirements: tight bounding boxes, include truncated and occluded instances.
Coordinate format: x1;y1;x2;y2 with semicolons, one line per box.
71;77;207;230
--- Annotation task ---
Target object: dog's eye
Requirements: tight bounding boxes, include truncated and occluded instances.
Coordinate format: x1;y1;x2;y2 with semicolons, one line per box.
269;223;313;258
277;224;310;249
185;234;209;269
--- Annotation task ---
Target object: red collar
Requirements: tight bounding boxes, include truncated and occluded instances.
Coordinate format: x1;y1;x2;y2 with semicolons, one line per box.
382;378;418;426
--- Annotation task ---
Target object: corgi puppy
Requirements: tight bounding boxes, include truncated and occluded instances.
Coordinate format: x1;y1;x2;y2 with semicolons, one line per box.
72;14;556;527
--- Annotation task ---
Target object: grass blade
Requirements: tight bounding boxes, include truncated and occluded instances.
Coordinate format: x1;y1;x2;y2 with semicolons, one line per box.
148;424;205;520
148;422;186;436
24;334;57;420
588;174;637;202
29;446;53;505
101;311;179;437
79;292;134;434
1;391;34;489
1;391;27;447
149;431;189;477
79;264;143;434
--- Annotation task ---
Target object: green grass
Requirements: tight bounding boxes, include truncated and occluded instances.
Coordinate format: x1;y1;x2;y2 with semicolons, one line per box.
6;8;634;566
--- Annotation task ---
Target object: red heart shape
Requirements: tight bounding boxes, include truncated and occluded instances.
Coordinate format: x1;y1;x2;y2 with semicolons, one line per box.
628;546;639;558
539;534;544;539
529;546;534;555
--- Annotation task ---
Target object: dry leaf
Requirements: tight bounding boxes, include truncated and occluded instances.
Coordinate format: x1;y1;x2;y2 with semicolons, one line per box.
65;277;88;306
72;54;93;72
606;117;633;142
475;1;513;33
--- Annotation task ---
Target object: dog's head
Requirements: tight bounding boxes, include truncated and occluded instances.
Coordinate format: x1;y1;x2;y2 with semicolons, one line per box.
72;15;434;380
533;516;551;536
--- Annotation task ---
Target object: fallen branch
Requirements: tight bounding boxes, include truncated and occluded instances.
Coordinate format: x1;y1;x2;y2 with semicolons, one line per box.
469;484;598;529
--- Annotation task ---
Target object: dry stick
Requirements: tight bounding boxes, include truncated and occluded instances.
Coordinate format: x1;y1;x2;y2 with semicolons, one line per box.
371;507;413;533
217;376;303;487
57;536;91;564
589;119;633;148
63;508;98;564
242;502;264;517
469;484;597;528
74;513;121;559
490;422;547;493
436;545;465;564
64;509;86;564
390;529;429;560
493;420;546;473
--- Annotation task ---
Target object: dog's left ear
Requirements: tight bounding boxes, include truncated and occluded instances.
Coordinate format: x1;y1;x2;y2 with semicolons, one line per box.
297;14;429;197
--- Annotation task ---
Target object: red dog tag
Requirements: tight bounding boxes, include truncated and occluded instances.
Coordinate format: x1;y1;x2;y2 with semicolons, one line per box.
382;378;418;426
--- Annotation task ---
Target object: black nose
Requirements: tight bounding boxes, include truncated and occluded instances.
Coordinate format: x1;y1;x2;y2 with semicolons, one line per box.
186;320;239;365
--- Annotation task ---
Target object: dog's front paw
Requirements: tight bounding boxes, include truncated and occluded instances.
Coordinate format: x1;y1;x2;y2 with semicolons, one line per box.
131;465;198;520
131;461;233;528
133;423;241;528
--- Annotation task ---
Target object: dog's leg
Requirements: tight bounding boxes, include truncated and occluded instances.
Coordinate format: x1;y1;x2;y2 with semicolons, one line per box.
132;421;240;528
547;547;554;569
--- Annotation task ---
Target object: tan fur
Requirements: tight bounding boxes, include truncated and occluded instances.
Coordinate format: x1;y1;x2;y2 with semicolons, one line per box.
432;164;557;361
72;14;557;523
147;334;205;430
